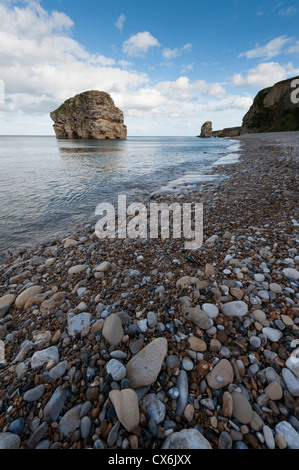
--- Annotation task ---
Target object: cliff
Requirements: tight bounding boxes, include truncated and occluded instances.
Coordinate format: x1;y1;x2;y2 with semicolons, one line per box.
50;90;127;140
198;75;299;138
241;75;299;134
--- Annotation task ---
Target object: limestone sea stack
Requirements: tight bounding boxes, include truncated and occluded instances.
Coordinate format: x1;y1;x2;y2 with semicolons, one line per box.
50;90;127;140
199;120;213;137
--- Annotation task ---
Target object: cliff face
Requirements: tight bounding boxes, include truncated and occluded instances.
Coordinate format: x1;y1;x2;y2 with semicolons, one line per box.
241;76;299;134
198;75;299;138
50;90;127;140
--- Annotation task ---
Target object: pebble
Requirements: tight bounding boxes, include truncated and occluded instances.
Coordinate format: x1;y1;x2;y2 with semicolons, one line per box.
49;360;68;380
9;418;25;435
187;336;207;352
68;312;91;337
126;338;167;388
31;346;59;369
250;336;261;348
176;370;188;416
283;268;299;281
182;357;194;371
143;393;166;424
264;381;283;400
206;359;234;389
167;387;180;399
23;384;45;402
162;429;212;449
202;303;219;318
231;391;253;424
95;261;110;272
43;385;67;421
263;425;275;449
68;264;88;275
59;404;82;437
109;389;139;432
275;421;299;449
0;432;21;449
183;307;211;329
269;283;282;294
222;301;248;317
106;359;126;381
80;416;91;439
262;327;283;342
0;294;15;308
15;286;43;308
102;314;124;346
282;368;299;396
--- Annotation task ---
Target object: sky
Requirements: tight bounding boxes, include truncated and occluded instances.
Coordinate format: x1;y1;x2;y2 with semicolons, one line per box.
0;0;299;136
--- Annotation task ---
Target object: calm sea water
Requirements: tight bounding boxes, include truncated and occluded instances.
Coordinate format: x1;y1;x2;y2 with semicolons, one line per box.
0;136;240;256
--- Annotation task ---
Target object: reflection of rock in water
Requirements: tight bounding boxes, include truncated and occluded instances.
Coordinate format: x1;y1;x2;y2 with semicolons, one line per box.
50;90;127;140
58;147;123;154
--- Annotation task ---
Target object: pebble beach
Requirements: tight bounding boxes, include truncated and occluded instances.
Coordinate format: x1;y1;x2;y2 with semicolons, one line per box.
0;131;298;450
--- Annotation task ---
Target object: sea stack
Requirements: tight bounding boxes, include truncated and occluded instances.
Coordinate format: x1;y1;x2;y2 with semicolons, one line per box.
199;120;213;137
50;90;127;140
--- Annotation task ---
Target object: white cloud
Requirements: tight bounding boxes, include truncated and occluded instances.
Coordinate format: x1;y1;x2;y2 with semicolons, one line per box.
202;95;253;112
157;76;226;99
118;59;134;68
288;40;299;53
122;31;160;57
162;43;192;59
238;36;292;59
181;63;194;73
231;61;299;88
278;6;298;17
0;1;149;116
115;13;126;32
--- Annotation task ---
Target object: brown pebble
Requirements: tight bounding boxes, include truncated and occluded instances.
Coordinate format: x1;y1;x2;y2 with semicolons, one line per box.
222;391;233;417
197;360;210;376
244;433;258;448
128;435;138;449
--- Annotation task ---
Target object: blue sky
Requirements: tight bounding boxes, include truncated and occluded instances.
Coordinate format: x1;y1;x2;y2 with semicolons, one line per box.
0;0;298;135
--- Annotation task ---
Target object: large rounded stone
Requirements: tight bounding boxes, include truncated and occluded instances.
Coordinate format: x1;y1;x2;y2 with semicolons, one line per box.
282;268;299;281
187;336;207;352
109;389;139;432
222;301;248;317
262;327;283;342
15;286;42;308
162;429;212;449
231;391;253;424
183;307;211;330
68;264;88;275
264;381;283;400
202;303;219;318
0;294;15;308
0;432;21;449
206;359;234;389
126;338;167;388
102;314;124;346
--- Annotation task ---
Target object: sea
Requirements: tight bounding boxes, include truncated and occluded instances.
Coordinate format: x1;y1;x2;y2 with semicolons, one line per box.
0;136;241;257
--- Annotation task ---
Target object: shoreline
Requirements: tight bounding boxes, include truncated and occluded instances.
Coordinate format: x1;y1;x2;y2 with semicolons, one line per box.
0;131;298;450
0;135;240;262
